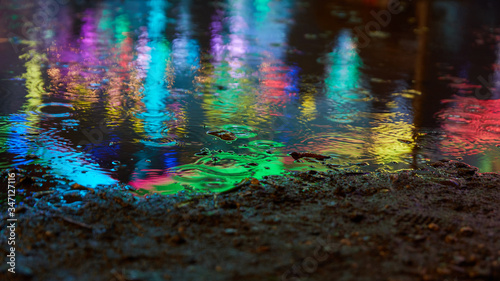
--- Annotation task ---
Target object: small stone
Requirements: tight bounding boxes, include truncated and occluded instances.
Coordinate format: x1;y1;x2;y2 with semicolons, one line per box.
32;190;55;198
232;238;242;247
207;130;237;141
340;239;351;246
460;226;474;236
413;235;426;242
224;228;237;235
428;223;439;231
436;266;451;275
325;201;336;208
17;265;33;276
422;274;432;281
471;265;491;277
304;33;317;40
349;212;364;223
256;246;270;253
71;183;85;190
168;235;186;245
453;255;466;265
468;254;478;264
445;235;457;243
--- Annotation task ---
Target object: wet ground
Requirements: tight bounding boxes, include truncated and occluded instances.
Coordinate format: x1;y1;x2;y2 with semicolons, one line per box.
1;0;500;195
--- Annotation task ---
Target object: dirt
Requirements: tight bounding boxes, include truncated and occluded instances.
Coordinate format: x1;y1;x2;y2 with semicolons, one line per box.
1;159;499;281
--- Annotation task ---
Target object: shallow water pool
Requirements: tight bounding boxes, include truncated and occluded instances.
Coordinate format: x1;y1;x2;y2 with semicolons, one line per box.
1;0;499;194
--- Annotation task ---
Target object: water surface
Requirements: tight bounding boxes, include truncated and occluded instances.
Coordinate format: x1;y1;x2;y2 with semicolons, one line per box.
1;0;499;194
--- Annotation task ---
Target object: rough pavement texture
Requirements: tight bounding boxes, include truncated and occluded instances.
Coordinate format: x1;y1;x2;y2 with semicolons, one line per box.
1;160;499;281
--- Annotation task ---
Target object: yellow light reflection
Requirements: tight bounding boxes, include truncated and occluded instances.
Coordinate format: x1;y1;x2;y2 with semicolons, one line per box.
367;113;415;163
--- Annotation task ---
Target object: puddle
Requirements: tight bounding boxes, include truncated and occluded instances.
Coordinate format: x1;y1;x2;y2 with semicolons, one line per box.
1;0;500;195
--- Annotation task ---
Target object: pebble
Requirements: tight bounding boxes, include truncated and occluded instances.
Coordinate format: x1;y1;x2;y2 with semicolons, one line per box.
168;235;186;245
17;265;33;276
460;226;474;236
32;190;55;198
453;255;466;265
444;234;457;243
340;238;351;246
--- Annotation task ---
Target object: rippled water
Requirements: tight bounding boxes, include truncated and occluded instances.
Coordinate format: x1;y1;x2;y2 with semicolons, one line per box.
1;0;499;194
